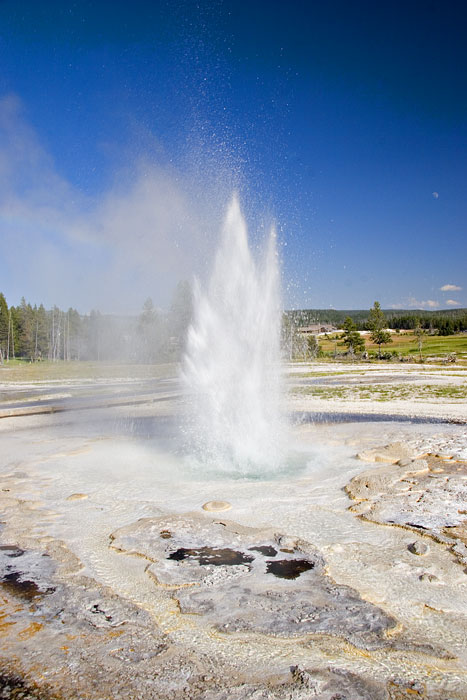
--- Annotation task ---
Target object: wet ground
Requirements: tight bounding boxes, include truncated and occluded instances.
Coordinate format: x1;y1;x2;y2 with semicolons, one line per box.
0;363;466;698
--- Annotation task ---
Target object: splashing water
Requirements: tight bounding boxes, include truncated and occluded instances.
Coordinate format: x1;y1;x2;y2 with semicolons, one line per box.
182;195;285;475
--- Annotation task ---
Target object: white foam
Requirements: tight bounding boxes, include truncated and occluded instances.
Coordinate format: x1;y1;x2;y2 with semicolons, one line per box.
181;195;285;474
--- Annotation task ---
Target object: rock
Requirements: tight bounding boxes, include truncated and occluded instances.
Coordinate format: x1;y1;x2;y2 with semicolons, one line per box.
401;460;429;476
289;665;388;699
356;442;416;465
387;677;426;697
111;514;402;650
443;523;467;547
346;455;467;567
349;501;373;515
452;541;467;560
290;666;319;690
202;501;232;512
275;534;299;552
346;464;404;500
397;458;414;467
419;573;438;582
408;541;428;556
66;493;89;501
0;541;172;700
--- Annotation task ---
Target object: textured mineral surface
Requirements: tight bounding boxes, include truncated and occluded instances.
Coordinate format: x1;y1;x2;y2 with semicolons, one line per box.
347;447;467;566
0;366;467;698
111;514;402;648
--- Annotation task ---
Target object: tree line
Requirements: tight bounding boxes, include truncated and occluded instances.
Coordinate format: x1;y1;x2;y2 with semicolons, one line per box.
386;314;466;335
0;281;193;364
2;289;464;365
283;301;393;360
285;306;467;335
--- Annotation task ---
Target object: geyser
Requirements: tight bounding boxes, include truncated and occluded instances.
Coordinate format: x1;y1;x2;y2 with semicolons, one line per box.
182;195;285;474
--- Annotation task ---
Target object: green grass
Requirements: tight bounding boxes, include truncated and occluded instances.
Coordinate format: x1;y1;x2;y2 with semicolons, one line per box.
291;382;467;402
292;386;354;400
317;332;467;358
391;335;467;356
288;370;367;379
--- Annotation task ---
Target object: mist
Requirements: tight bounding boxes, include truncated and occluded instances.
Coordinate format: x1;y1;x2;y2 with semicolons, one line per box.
0;94;237;315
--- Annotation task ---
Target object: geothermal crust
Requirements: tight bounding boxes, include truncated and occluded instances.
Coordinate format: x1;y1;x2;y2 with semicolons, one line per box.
347;449;467;568
0;364;466;698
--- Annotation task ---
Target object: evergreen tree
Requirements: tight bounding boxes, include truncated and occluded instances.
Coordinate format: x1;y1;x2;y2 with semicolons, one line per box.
35;304;49;359
0;293;8;362
413;323;426;360
88;310;102;360
9;306;20;359
68;308;82;360
168;280;193;353
137;297;162;362
306;334;320;359
15;298;35;359
368;301;392;358
341;316;365;354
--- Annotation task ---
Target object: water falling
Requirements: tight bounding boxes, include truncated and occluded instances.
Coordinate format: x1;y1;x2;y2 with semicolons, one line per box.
182;195;285;475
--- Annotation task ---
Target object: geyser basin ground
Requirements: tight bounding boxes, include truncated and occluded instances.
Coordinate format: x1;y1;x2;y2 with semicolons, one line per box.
0;362;466;699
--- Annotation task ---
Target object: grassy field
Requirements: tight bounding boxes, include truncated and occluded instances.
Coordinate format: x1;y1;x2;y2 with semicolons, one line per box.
1;333;466;383
0;360;176;383
317;332;467;359
292;383;467;402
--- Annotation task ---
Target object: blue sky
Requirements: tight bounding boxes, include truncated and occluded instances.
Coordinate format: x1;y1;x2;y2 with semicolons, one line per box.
0;0;465;312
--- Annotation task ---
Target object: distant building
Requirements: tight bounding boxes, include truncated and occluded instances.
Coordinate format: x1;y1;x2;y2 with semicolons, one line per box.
298;323;337;335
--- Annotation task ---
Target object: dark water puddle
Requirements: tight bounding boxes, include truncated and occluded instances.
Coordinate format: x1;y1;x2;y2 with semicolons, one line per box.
2;572;41;600
1;571;55;601
167;544;314;579
0;545;24;558
266;558;314;579
168;547;254;566
248;545;277;557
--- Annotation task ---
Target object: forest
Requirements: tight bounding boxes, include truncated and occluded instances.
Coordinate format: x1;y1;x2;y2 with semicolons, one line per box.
285;307;467;335
1;289;465;364
0;282;193;364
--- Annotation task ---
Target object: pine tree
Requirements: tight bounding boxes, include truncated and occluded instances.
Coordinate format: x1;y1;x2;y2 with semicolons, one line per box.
168;281;193;355
341;316;365;354
138;298;159;362
68;308;82;360
9;307;20;359
0;293;8;362
15;298;33;358
306;334;320;359
88;310;102;361
368;301;392;358
35;304;49;359
413;323;426;361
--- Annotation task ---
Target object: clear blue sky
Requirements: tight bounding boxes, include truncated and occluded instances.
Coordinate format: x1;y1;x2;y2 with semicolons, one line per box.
0;0;465;312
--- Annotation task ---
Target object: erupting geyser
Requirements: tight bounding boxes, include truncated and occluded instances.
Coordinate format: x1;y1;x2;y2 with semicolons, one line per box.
182;195;285;474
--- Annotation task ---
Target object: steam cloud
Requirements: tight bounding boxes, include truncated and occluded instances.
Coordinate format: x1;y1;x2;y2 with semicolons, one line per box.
0;94;227;313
